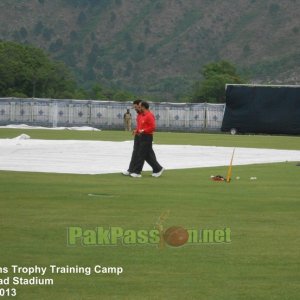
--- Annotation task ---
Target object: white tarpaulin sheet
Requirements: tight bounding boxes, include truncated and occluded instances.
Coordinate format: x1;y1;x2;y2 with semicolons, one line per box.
0;138;299;174
0;124;101;131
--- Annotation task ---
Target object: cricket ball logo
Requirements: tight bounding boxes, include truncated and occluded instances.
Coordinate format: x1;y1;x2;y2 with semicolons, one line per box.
156;211;189;248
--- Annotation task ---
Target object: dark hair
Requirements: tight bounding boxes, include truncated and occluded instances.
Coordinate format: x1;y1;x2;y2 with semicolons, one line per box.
133;99;142;105
141;101;149;109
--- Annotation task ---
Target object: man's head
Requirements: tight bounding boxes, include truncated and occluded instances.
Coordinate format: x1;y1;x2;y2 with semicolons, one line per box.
126;109;130;113
133;99;142;113
140;101;149;113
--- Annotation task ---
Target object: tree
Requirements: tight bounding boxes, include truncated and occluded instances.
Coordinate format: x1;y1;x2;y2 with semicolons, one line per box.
112;90;134;101
192;61;245;103
34;21;44;36
77;11;87;25
89;83;107;99
0;41;76;98
87;83;134;101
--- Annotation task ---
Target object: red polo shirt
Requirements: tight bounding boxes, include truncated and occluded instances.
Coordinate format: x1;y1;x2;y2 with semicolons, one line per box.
136;112;142;129
137;110;156;135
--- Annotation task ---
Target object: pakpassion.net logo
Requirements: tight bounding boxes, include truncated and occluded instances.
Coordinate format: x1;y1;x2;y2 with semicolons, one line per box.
67;226;231;247
67;211;231;248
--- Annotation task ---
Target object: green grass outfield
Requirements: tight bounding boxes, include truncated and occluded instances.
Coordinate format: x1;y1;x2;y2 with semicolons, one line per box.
0;130;299;299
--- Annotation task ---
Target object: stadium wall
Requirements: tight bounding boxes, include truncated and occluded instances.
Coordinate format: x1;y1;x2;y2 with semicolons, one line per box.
0;98;225;132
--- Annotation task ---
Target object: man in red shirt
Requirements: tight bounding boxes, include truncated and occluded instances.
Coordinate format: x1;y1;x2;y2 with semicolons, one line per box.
130;101;164;178
122;99;143;175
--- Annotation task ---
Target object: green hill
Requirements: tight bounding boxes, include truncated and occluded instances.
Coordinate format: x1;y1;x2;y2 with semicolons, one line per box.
0;0;299;100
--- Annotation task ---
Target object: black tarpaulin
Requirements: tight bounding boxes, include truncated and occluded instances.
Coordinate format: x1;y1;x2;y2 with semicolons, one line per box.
221;84;300;134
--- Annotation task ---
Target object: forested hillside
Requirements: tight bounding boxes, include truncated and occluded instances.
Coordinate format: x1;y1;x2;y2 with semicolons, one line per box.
0;0;299;100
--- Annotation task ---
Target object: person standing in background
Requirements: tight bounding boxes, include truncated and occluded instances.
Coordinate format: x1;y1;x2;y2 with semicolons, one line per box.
123;109;132;131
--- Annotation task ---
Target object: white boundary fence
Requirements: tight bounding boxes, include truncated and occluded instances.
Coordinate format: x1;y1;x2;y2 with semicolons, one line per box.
0;98;225;131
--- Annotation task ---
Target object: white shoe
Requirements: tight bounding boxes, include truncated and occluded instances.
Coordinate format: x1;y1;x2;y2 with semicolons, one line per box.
152;168;164;178
130;173;142;178
122;170;130;176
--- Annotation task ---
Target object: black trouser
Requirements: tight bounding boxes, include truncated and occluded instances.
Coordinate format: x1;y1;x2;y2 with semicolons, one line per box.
131;134;162;174
128;135;143;173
